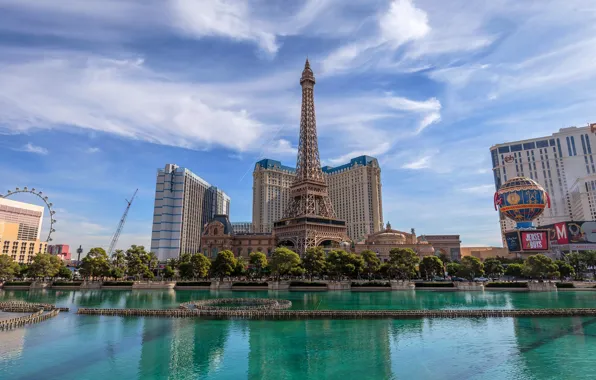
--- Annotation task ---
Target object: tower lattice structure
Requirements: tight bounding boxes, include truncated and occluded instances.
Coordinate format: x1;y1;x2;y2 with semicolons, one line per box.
273;59;348;254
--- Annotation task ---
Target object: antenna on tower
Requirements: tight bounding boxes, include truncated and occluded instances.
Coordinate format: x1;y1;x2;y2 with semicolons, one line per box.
108;189;138;256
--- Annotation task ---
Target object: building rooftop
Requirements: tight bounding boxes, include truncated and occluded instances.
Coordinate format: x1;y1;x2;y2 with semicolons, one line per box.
255;155;378;174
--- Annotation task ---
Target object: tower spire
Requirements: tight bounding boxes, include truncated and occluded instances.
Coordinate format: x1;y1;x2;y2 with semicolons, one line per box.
274;59;348;255
295;58;323;183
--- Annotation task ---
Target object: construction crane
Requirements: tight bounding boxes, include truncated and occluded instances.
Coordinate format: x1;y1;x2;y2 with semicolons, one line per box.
108;189;138;256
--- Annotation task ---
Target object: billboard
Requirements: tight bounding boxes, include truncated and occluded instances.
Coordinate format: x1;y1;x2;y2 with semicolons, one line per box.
520;231;549;251
543;221;596;245
505;231;521;252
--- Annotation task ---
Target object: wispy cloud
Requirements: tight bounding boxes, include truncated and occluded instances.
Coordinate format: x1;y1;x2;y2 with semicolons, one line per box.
401;154;433;170
14;143;48;155
461;184;495;196
86;147;101;153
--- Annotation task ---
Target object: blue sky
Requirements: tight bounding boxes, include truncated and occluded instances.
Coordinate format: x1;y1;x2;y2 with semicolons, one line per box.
1;0;595;251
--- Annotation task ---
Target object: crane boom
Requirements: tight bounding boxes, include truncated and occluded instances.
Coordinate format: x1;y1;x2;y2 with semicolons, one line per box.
108;189;138;256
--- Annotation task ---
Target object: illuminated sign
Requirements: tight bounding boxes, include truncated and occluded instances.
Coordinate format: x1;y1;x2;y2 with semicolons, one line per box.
554;222;568;244
520;231;548;251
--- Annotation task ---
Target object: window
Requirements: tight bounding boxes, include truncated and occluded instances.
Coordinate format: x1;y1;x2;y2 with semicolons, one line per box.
523;142;536;150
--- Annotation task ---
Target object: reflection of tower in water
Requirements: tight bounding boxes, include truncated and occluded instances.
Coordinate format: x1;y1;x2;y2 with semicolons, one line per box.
138;318;231;379
247;319;395;379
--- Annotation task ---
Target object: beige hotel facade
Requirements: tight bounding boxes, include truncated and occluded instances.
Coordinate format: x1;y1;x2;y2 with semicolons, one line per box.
252;156;383;241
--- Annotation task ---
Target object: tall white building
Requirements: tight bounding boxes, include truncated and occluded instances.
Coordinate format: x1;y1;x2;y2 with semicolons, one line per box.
252;156;383;240
490;125;596;237
151;164;230;261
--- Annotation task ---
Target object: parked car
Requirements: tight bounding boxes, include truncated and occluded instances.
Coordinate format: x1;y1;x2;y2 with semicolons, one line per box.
451;277;467;282
474;277;489;282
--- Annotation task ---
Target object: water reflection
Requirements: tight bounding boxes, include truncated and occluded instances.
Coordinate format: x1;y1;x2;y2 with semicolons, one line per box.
3;290;596;379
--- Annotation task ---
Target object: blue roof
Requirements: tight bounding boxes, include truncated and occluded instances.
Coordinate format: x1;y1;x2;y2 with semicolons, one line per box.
255;156;377;174
255;159;296;173
322;156;377;174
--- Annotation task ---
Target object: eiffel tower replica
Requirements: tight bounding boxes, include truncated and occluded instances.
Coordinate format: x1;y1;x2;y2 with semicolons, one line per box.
273;59;349;255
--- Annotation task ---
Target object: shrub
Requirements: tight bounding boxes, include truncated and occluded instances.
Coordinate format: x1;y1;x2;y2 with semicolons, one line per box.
52;281;83;286
2;281;32;286
556;282;575;288
102;281;134;286
415;282;454;288
232;282;268;287
351;281;390;287
290;281;326;287
175;281;212;287
485;282;528;288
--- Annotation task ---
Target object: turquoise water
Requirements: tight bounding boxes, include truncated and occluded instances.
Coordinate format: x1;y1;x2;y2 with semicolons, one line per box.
2;290;596;380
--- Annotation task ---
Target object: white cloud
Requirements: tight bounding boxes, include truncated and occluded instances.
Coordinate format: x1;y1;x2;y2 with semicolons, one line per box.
170;0;278;55
461;184;495;196
379;0;430;46
0;53;270;153
416;112;441;134
14;143;48;155
401;154;433;170
86;147;101;153
385;95;440;113
262;139;297;157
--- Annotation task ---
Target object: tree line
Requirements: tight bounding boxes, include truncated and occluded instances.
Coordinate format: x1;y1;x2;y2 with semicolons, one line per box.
1;244;593;282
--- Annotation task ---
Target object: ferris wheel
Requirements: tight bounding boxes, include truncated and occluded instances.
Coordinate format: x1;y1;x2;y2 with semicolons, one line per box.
0;187;57;242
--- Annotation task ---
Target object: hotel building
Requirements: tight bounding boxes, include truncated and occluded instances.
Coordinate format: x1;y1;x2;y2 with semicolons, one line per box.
490;125;596;238
0;198;47;263
252;156;383;240
151;164;231;261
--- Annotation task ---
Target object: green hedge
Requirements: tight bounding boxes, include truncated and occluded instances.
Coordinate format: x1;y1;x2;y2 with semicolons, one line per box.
290;281;327;287
102;281;134;286
556;282;575;288
415;282;455;288
352;282;391;287
232;282;268;287
2;281;32;286
485;282;528;288
176;281;212;287
52;282;83;286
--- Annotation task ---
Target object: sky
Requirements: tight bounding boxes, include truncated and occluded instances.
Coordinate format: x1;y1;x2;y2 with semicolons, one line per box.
1;0;596;252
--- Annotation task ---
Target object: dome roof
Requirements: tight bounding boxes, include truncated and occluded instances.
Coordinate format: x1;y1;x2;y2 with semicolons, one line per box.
498;177;545;192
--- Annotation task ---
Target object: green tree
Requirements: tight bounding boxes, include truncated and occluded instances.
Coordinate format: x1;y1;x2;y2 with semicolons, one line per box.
565;252;586;280
57;266;73;280
326;250;357;280
125;245;153;280
212;250;237;280
17;264;29;279
29;253;63;278
146;251;159;271
581;251;596;279
456;256;484;281
111;249;127;271
163;265;175;279
249;252;268;279
523;254;559;280
555;260;575;281
484;258;504;279
109;267;125;279
190;253;212;279
269;247;301;281
419;256;444;280
79;247;111;279
505;263;524;278
387;248;420;280
446;262;462;277
0;254;20;279
234;257;248;277
361;250;381;279
302;247;327;280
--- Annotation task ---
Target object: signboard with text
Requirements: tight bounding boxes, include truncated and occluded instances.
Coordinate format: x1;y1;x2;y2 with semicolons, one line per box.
505;231;521;252
520;231;549;251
